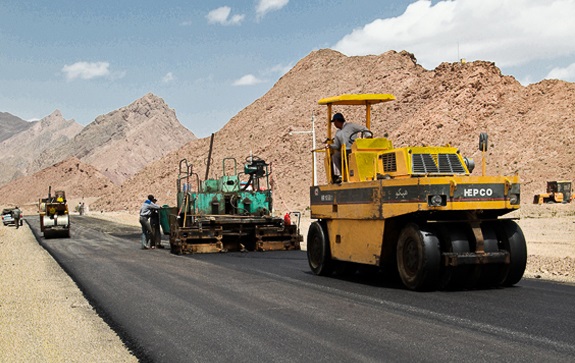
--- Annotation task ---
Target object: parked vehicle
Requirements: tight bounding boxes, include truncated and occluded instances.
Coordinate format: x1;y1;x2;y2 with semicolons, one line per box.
533;180;573;204
2;208;15;226
2;208;23;226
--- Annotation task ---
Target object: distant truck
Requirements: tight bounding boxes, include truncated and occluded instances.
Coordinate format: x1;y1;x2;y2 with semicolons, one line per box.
533;180;573;204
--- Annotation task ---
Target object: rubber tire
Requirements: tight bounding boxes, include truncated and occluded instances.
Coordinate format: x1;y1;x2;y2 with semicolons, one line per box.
437;224;472;290
474;225;502;288
307;221;334;276
498;220;527;286
396;223;441;291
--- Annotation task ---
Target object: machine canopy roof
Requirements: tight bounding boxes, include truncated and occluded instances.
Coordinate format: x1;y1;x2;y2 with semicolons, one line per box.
318;93;396;106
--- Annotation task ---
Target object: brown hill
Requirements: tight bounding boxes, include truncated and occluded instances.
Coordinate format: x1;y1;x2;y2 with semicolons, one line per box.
0;110;83;185
0;157;117;213
91;49;575;213
29;93;197;185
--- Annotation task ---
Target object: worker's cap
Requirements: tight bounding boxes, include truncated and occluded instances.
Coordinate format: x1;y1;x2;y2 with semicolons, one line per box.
148;194;157;202
331;113;345;123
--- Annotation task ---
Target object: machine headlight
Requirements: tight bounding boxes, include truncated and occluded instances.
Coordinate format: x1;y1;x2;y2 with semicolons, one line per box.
428;194;446;207
509;193;520;205
464;157;475;173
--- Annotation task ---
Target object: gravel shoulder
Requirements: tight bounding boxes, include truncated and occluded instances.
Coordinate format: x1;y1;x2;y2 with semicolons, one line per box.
0;222;137;363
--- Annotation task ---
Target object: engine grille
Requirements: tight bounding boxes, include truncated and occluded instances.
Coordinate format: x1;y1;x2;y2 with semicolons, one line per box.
380;153;397;172
412;153;466;175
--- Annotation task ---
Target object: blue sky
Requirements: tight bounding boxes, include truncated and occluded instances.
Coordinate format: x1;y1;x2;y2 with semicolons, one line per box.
2;0;575;138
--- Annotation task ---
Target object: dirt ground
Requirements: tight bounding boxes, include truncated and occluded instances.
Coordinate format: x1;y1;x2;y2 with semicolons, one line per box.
514;204;575;283
89;203;575;285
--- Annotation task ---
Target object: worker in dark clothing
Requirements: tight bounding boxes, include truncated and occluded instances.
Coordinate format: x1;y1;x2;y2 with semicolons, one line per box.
139;195;161;249
149;207;163;248
12;207;22;229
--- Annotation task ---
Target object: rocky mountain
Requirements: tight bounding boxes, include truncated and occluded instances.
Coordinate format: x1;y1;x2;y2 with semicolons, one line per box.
0;112;34;142
2;49;574;213
29;93;197;185
91;49;575;213
0;110;83;185
0;157;118;211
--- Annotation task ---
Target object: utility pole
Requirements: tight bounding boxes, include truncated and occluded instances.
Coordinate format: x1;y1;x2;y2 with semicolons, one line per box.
289;113;317;185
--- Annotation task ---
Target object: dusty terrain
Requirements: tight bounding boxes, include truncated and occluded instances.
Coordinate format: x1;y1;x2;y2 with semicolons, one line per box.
515;204;575;283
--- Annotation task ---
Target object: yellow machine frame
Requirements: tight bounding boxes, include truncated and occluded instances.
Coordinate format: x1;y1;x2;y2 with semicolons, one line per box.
308;94;525;291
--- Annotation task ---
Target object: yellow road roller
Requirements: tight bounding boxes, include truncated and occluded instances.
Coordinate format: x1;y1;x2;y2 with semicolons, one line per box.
39;186;70;238
307;94;526;291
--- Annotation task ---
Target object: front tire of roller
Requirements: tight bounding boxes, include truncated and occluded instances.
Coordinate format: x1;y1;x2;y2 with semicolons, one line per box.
396;223;441;291
498;220;527;286
307;221;334;276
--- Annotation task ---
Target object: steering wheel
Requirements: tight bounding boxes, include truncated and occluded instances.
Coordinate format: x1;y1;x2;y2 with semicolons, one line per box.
348;129;373;144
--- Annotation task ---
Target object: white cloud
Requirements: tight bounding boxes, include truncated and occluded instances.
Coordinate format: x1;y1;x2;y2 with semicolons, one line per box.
267;62;294;76
256;0;289;20
233;74;266;86
162;72;175;83
206;6;245;26
545;62;575;82
62;61;110;81
206;7;230;24
333;0;575;70
234;64;291;87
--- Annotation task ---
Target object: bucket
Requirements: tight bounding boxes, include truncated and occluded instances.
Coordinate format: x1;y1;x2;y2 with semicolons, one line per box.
159;205;177;235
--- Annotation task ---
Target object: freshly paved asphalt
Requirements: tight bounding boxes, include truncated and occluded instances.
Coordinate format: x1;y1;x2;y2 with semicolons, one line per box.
28;215;575;363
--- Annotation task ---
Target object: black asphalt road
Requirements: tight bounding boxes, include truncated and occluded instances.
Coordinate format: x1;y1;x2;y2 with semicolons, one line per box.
28;216;575;363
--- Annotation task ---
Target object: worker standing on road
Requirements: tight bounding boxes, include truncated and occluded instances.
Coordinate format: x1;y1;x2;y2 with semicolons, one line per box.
139;195;161;250
12;207;22;229
149;207;163;249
